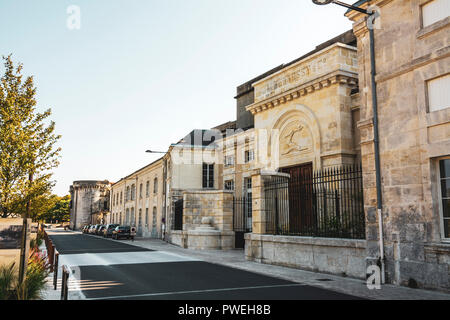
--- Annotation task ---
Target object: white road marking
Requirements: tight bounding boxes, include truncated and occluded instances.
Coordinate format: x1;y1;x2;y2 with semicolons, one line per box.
58;250;200;267
86;283;306;300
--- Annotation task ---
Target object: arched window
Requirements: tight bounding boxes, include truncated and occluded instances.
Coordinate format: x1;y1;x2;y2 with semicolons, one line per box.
153;178;158;194
131;184;136;201
146;181;150;197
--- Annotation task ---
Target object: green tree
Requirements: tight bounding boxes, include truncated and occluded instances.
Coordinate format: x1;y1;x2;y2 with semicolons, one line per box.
0;55;61;218
41;195;70;223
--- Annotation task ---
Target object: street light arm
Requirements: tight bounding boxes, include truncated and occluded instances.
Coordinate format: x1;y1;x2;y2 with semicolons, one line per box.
312;0;369;15
332;1;369;14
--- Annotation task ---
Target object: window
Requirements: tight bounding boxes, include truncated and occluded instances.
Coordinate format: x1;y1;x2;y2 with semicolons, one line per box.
131;184;136;201
224;155;234;167
126;186;130;201
427;74;450;112
244;177;252;193
422;0;450;28
245;150;254;163
202;163;214;189
145;208;149;226
152;207;157;230
439;159;450;239
138;209;142;227
125;208;130;225
153;178;158;194
130;207;135;227
224;180;234;191
146;181;150;197
120;191;123;204
139;183;143;198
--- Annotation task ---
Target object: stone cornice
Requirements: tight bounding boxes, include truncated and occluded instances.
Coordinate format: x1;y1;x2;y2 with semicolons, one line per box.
246;71;358;115
345;0;394;22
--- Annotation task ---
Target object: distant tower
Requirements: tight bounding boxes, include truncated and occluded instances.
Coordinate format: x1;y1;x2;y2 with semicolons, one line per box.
69;180;111;230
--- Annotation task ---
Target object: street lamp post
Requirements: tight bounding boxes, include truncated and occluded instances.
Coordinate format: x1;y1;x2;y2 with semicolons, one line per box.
312;0;385;284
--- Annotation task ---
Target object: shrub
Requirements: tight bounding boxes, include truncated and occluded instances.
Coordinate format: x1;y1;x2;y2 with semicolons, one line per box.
0;248;51;300
0;263;16;300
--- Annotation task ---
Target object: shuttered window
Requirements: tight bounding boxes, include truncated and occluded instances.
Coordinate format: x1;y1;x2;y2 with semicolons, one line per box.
422;0;450;27
428;74;450;112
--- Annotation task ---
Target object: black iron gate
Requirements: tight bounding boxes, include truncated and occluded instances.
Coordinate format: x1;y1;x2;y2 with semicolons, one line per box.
233;196;252;248
173;199;183;231
265;164;365;239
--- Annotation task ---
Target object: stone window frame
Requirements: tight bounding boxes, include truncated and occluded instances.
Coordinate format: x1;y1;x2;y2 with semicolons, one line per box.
224;155;235;167
425;72;450;113
202;163;215;189
437;156;450;242
245;149;255;163
417;0;450;39
153;177;158;194
224;179;235;191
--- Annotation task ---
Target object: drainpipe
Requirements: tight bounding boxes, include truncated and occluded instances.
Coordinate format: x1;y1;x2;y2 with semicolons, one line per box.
369;20;385;284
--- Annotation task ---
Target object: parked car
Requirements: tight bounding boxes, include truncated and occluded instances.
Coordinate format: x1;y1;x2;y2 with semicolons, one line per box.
112;226;133;240
103;224;119;238
89;225;98;234
95;225;105;235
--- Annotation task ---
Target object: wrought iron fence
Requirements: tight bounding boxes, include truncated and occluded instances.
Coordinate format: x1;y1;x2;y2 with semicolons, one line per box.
233;196;253;233
233;195;253;249
264;164;365;239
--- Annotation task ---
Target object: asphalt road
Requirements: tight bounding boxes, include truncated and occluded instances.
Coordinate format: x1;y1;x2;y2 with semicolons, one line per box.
48;230;362;300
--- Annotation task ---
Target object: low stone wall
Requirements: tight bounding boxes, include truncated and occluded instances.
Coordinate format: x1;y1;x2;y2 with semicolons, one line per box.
168;190;235;250
170;230;187;248
245;233;367;279
183;190;234;232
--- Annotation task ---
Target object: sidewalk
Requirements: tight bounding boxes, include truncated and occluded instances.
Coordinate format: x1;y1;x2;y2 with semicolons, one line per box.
125;237;450;300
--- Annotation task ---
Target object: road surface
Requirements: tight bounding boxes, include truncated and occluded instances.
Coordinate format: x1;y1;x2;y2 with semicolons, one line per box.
48;229;362;300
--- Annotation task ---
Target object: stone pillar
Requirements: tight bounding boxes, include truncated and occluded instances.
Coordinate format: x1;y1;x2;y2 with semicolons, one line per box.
251;172;265;235
251;170;290;235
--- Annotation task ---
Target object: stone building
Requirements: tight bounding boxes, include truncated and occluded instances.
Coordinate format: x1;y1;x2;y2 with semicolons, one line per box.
346;0;450;290
109;158;165;239
69;180;111;230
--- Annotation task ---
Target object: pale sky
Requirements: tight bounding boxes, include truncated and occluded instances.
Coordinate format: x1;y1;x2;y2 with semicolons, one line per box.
0;0;353;196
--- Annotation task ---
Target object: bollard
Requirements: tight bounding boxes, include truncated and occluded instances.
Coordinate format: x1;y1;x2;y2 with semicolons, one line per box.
61;265;70;300
53;251;59;290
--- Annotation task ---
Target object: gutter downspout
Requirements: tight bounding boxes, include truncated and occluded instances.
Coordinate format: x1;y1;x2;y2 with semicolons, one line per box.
369;18;385;284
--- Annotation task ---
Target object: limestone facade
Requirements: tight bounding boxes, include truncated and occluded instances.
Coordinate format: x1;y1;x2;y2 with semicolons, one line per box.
109;158;165;239
69;180;111;230
346;0;450;290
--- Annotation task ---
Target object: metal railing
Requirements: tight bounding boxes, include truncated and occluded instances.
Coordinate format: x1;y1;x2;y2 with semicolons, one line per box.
264;164;365;239
42;228;62;292
60;265;70;300
233;196;253;233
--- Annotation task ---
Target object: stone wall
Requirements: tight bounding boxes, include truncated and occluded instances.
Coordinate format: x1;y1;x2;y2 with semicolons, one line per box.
245;233;367;279
347;0;450;291
168;190;235;250
69;181;111;230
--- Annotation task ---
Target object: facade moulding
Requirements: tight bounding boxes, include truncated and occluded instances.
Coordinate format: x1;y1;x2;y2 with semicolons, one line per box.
375;46;450;84
246;72;358;115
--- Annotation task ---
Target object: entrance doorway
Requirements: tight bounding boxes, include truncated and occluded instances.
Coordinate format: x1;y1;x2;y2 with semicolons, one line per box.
280;163;314;234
